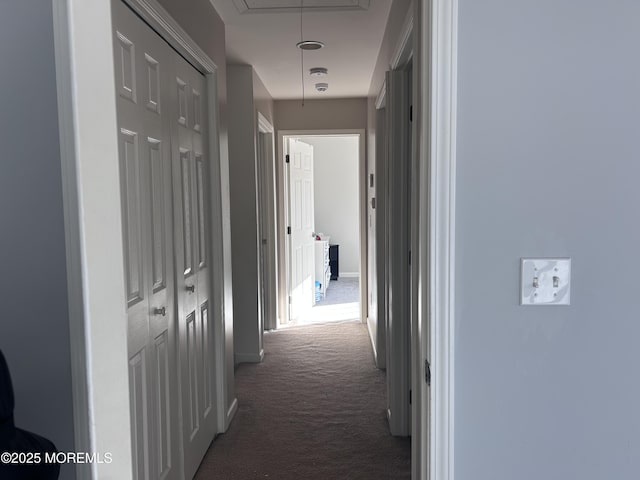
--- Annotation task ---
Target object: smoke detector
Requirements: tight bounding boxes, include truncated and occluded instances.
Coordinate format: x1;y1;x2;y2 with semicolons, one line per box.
315;83;329;93
310;67;328;77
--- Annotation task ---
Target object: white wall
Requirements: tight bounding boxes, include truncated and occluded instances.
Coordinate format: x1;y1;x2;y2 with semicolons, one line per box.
455;1;640;478
301;136;360;275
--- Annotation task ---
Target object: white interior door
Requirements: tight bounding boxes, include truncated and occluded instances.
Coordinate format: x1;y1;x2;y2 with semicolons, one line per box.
385;68;412;437
171;52;217;480
287;138;315;323
113;2;180;479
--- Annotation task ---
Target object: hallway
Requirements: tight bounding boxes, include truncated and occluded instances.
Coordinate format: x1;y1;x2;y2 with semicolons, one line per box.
195;320;410;479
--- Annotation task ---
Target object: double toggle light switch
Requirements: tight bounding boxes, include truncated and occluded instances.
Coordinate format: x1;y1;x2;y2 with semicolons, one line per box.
521;258;571;306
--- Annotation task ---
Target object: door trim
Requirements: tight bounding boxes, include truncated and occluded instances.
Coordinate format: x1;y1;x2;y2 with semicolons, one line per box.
421;1;458;480
386;3;414;441
277;130;367;327
53;0;132;477
256;112;278;331
53;2;233;478
52;2;99;478
390;4;414;70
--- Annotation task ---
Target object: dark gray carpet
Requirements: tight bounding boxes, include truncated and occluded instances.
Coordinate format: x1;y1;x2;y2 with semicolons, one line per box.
195;320;411;479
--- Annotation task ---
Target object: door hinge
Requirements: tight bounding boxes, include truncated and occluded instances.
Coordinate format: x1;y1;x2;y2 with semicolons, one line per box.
408;249;412;265
410;105;413;122
285;154;290;164
425;359;431;386
409;389;412;405
288;295;292;304
287;226;291;235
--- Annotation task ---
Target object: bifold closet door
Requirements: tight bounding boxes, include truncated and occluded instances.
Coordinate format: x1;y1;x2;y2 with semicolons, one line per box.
170;51;217;480
112;2;179;479
114;3;217;479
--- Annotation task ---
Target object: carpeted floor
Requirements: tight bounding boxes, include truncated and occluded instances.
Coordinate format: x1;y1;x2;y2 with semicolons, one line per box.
194;320;411;480
296;277;361;326
316;277;360;306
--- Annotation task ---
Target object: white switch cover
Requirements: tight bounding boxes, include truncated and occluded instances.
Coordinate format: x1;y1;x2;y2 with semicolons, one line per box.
521;258;571;306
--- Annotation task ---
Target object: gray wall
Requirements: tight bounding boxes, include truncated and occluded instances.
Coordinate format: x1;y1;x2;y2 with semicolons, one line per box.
227;65;275;363
253;69;275;126
455;1;640;479
158;0;237;412
0;2;75;479
275;98;368;131
365;0;411;366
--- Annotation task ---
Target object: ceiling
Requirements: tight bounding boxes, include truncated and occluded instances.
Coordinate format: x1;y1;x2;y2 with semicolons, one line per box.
210;0;393;99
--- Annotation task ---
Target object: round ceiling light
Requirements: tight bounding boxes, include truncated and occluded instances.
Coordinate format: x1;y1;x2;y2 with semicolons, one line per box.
310;67;328;77
296;40;325;51
315;83;329;92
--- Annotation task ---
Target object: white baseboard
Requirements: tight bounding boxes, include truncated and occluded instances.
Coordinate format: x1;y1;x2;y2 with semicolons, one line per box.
234;349;264;364
340;272;360;278
366;316;385;369
224;397;238;432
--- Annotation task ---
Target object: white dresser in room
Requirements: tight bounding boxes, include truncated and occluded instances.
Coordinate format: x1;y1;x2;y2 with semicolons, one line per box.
314;239;331;300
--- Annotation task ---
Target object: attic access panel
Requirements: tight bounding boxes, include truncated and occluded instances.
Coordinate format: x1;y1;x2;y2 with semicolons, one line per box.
233;0;370;14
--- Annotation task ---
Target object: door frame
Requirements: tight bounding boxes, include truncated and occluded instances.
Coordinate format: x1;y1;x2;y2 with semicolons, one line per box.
256;113;278;331
372;87;387;371
277;129;367;327
381;0;458;478
53;0;233;477
418;1;458;480
384;1;414;440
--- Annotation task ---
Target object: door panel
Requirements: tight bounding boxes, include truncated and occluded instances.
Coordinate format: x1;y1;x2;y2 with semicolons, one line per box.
201;302;213;414
186;311;199;435
120;129;144;307
148;139;166;291
196;156;207;267
180;149;194;276
129;351;149;480
153;332;171;477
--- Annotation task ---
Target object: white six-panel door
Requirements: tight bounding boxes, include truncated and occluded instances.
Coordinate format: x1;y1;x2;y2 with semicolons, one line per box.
287;139;315;323
113;2;215;478
113;3;180;478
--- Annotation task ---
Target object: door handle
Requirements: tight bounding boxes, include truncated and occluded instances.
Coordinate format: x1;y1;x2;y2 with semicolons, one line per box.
153;307;166;317
185;285;195;293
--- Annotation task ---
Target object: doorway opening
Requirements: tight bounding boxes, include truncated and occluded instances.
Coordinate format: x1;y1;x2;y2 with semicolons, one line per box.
280;133;365;328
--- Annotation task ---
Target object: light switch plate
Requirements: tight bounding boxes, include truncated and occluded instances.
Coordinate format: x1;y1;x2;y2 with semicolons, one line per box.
520;258;571;306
